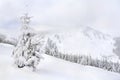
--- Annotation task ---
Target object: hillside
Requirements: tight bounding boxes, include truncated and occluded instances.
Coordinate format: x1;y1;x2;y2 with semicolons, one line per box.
0;44;120;80
39;26;119;61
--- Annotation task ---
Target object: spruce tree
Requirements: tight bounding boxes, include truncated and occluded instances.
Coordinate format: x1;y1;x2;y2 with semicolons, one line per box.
12;13;43;71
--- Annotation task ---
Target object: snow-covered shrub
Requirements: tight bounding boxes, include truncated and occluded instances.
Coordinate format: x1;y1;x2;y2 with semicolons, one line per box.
45;38;59;57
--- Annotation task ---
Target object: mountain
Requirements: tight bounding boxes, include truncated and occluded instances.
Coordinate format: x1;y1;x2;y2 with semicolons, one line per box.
113;37;120;59
41;26;118;62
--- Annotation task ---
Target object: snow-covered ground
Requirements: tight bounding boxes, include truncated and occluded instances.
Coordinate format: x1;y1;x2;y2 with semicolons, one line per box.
0;44;120;80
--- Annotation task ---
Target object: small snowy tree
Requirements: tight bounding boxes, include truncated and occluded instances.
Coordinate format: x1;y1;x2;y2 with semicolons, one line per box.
45;38;58;56
12;13;44;71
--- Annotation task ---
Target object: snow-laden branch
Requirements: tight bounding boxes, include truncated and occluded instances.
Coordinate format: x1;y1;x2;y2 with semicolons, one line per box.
0;33;17;46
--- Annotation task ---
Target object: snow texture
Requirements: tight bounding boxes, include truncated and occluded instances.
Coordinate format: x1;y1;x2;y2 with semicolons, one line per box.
0;44;120;80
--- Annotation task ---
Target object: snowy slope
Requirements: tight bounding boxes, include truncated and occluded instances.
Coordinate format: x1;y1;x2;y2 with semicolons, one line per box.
0;44;120;80
40;26;118;61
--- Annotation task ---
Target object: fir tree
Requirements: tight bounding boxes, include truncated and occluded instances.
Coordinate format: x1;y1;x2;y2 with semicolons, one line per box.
12;13;43;71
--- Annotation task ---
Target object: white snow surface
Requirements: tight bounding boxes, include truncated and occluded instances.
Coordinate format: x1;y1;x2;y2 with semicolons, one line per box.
0;44;120;80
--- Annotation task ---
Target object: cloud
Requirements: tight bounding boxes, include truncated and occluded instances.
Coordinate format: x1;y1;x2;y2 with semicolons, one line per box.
0;0;120;36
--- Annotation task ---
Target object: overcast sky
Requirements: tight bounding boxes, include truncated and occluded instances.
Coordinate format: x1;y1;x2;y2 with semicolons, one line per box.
0;0;120;36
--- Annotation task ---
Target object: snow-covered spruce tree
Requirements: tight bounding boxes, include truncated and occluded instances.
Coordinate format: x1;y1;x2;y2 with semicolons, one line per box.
45;38;59;57
12;14;43;71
